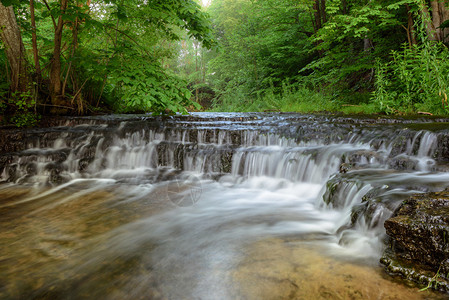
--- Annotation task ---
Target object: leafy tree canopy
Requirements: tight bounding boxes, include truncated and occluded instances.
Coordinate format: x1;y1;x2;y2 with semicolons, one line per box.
0;0;214;125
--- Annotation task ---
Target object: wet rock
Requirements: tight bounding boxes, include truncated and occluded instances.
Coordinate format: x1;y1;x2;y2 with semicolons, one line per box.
26;163;38;176
230;131;242;145
321;175;360;208
45;163;69;185
344;150;382;166
220;151;233;173
157;142;174;167
78;157;93;172
6;164;18;182
188;130;198;144
381;190;449;291
387;132;416;157
350;187;386;226
174;144;186;170
339;163;352;173
48;170;70;185
0;155;12;176
0;130;27;153
50;150;69;163
388;155;418;171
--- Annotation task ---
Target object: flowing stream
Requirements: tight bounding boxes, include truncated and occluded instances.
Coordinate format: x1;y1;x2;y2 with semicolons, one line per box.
1;112;449;299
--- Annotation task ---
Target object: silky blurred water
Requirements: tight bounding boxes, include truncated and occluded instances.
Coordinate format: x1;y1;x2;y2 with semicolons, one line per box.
0;174;445;299
1;113;448;299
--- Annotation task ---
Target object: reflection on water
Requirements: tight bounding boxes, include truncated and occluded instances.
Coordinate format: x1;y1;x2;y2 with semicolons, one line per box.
0;176;445;299
0;180;170;299
234;238;435;300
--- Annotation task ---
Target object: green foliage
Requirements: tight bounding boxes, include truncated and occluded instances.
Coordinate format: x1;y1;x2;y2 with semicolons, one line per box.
1;90;40;127
0;0;28;6
197;0;449;115
372;1;449;115
111;57;195;114
419;266;443;292
10;110;40;127
304;0;408;94
0;44;38;127
2;0;449;117
193;0;324;112
372;42;449;114
0;46;8;105
0;0;214;119
372;59;396;113
78;0;213;113
210;82;337;113
201;0;413;112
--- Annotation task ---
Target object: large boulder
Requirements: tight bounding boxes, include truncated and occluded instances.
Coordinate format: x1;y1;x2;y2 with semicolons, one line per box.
381;189;449;291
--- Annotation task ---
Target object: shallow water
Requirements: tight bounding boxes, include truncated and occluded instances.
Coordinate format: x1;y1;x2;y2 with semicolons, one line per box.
0;178;444;299
1;113;449;299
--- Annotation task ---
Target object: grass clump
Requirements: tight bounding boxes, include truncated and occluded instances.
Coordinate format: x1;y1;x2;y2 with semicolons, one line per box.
209;82;382;114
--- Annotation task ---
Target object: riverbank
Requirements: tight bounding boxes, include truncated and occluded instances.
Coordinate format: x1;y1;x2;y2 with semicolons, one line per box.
205;85;448;117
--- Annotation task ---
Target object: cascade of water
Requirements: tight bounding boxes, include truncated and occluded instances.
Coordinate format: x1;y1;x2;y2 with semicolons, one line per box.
1;114;449;260
3;113;449;299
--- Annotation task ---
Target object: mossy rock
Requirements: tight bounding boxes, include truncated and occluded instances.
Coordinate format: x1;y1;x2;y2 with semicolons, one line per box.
382;189;449;291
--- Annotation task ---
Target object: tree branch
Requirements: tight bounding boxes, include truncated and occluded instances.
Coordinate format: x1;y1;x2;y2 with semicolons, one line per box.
71;78;88;105
41;0;57;29
106;24;152;57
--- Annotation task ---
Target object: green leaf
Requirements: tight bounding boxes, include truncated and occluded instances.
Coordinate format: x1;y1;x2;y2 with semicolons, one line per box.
0;0;22;6
439;19;449;30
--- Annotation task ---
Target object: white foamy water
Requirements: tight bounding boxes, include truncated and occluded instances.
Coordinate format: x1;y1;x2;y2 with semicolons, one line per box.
1;113;448;299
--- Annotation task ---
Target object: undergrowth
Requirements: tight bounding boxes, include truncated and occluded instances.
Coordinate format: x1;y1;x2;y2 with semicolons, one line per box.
209;82;382;114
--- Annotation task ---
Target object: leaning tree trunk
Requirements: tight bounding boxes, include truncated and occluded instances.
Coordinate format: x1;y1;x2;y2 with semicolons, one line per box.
49;0;69;113
0;2;29;93
405;4;417;47
30;0;41;78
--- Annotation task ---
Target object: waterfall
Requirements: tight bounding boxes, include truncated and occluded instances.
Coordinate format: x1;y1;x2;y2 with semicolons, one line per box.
1;113;449;299
2;114;449;235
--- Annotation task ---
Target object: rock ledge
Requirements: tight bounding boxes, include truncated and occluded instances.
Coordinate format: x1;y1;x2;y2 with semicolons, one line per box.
381;190;449;291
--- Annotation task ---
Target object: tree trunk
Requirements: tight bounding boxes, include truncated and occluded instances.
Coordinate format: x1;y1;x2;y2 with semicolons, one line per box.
417;4;432;42
444;2;449;44
30;0;41;78
311;0;326;56
363;0;373;51
320;0;327;24
62;0;91;114
441;3;449;44
49;0;69;111
341;0;348;15
71;16;83;113
434;1;449;43
430;1;442;40
313;0;322;33
364;36;372;51
406;4;417;47
0;2;29;93
195;40;198;103
421;1;449;42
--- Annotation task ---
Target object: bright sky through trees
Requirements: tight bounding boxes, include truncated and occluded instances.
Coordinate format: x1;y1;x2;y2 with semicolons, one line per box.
202;0;212;7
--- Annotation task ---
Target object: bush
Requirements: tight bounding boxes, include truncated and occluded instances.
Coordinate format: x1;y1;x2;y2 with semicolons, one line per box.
372;42;449;115
210;81;336;113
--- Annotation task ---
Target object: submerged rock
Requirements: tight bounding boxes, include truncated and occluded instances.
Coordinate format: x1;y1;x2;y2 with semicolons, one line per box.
381;190;449;292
